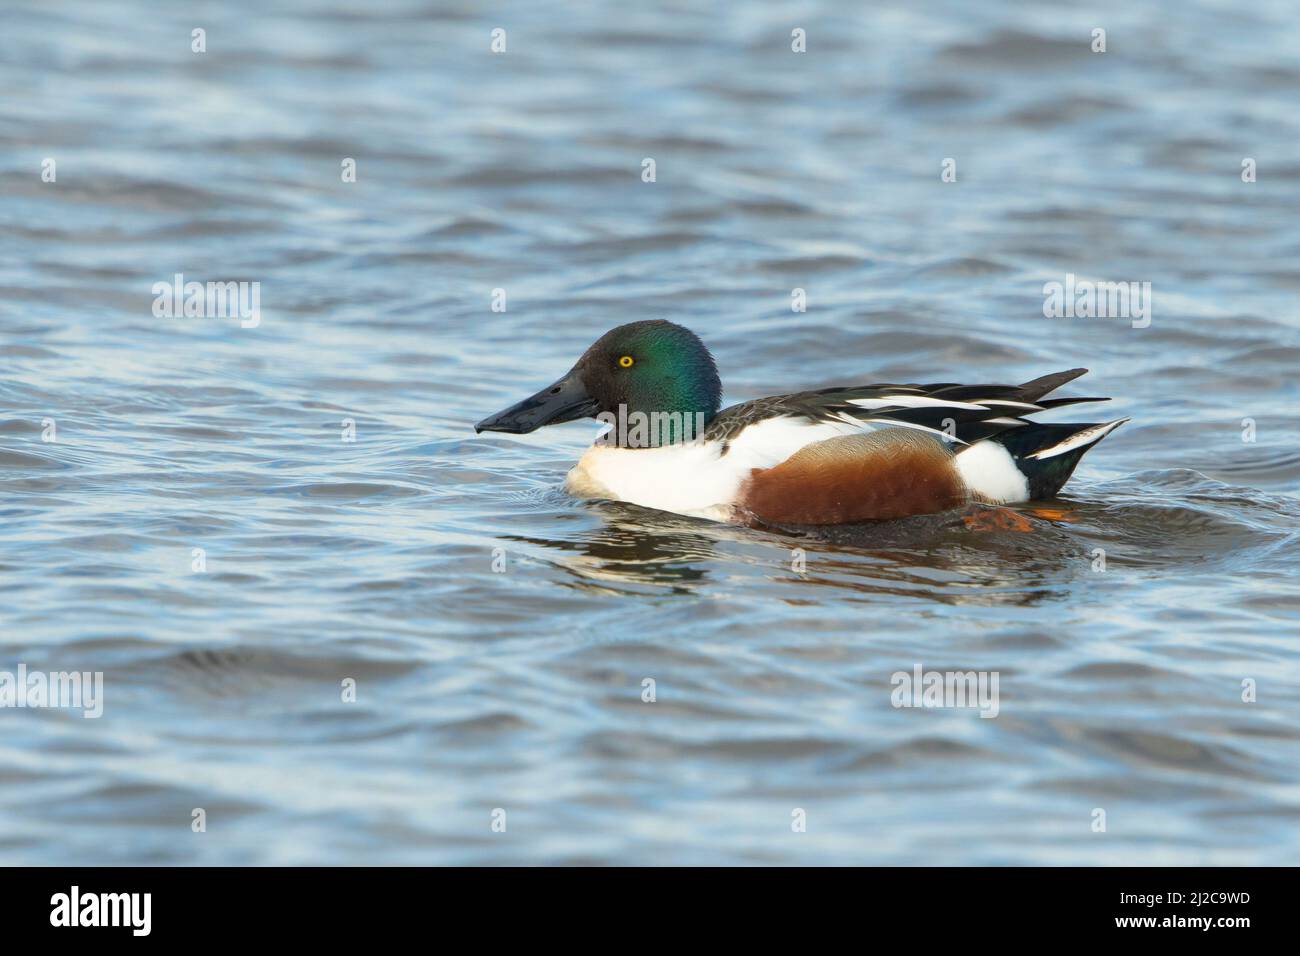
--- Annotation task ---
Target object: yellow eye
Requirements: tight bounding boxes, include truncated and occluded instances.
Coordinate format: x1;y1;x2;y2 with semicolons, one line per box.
618;355;634;368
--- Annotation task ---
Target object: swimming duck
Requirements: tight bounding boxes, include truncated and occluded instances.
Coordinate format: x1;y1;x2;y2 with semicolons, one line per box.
475;320;1126;526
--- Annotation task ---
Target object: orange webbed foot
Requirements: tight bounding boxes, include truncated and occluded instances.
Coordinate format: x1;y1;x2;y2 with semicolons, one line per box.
1024;505;1076;523
962;505;1035;533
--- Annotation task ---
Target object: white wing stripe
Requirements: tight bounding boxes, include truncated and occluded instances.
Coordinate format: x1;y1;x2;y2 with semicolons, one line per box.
848;396;988;410
1025;419;1128;460
977;400;1043;411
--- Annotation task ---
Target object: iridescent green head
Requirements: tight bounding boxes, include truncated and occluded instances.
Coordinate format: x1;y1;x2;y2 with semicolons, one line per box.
475;320;722;446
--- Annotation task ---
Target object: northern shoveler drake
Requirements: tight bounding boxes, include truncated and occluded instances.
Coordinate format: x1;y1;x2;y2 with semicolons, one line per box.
475;320;1127;527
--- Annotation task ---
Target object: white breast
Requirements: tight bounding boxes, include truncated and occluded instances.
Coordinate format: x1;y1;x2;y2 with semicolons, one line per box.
564;416;865;521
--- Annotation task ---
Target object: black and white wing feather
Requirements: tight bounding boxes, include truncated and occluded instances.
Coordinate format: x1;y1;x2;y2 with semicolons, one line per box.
705;368;1108;446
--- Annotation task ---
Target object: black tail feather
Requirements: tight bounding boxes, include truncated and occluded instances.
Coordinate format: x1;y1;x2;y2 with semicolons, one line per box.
1036;395;1110;410
1017;368;1089;403
993;419;1128;498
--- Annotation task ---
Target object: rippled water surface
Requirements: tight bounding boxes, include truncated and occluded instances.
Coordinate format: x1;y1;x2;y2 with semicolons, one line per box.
3;0;1299;864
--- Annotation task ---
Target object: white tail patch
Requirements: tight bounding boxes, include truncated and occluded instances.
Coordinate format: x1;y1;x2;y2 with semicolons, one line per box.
954;441;1029;503
1025;419;1129;460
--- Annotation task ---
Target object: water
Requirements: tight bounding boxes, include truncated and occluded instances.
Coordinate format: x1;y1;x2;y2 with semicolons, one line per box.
2;0;1299;865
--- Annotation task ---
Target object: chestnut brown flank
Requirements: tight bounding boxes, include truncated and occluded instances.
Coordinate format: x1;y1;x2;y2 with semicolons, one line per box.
736;430;968;525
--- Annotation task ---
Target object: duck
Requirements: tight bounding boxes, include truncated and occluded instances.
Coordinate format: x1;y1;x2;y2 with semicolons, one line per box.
475;320;1127;527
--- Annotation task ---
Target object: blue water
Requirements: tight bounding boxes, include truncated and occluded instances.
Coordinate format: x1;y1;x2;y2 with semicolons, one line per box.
2;0;1299;864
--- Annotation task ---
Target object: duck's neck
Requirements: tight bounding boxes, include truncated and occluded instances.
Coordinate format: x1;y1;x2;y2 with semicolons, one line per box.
598;401;717;448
